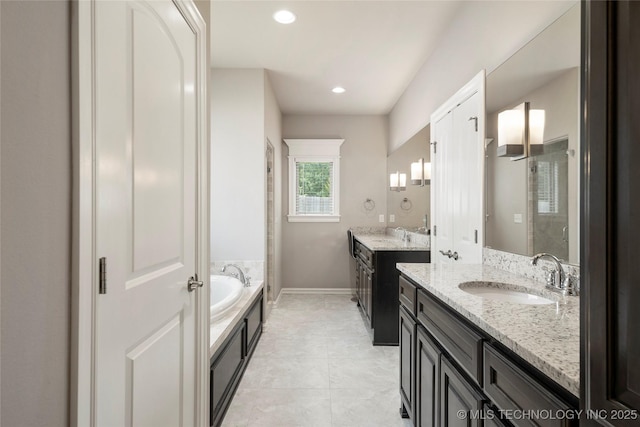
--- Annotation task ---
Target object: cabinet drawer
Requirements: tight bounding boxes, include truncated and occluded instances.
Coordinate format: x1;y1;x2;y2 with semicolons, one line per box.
399;275;417;315
417;289;484;384
356;242;374;269
483;343;574;427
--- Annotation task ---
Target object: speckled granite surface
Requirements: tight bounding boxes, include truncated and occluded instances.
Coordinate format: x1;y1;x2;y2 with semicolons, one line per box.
352;228;430;251
210;281;264;358
396;263;579;397
483;248;580;286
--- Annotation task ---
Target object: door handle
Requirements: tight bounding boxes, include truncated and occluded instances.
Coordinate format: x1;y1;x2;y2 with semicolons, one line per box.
439;250;454;259
451;251;459;261
187;276;204;292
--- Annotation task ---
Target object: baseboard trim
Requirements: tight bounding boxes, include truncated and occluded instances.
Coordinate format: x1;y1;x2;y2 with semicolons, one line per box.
280;288;353;295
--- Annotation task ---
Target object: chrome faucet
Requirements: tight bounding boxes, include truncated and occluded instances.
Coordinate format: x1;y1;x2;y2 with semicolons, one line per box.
531;253;579;296
221;264;251;287
395;227;409;243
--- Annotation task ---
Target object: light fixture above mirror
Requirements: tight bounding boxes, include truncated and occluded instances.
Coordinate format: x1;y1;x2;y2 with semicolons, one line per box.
410;158;431;186
389;171;406;192
497;101;545;160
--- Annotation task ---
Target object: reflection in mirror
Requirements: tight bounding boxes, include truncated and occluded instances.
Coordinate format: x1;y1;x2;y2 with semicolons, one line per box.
387;124;430;231
485;4;579;264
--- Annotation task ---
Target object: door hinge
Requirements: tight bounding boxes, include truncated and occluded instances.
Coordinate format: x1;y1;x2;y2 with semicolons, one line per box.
474;229;478;244
431;141;437;154
433;225;437;236
99;257;107;294
469;116;478;132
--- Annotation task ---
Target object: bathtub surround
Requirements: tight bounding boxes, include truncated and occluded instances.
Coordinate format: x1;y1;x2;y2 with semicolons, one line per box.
209;279;264;427
210;281;264;357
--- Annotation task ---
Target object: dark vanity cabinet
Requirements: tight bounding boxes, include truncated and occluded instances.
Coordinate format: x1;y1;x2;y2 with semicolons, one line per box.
355;242;374;325
582;2;640;424
354;239;429;345
210;291;263;427
399;275;578;427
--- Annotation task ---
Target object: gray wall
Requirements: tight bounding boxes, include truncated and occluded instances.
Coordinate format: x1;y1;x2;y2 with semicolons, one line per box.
211;69;266;262
282;115;388;290
389;0;576;152
0;1;211;425
486;67;579;262
387;124;430;229
1;1;71;425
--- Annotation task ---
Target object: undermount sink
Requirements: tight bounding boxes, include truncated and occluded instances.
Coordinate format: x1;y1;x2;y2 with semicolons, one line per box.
458;281;556;305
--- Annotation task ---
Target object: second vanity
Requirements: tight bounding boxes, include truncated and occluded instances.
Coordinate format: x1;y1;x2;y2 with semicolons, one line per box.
397;262;579;427
351;229;430;345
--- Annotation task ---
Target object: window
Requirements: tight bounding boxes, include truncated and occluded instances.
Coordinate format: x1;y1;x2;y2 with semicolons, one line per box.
536;160;559;214
284;139;344;222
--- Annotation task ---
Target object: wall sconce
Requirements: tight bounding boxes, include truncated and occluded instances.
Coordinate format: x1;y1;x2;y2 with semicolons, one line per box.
410;158;431;186
497;102;545;160
389;171;406;192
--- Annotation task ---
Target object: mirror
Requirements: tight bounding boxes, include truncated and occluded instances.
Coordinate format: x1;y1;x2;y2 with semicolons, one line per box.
485;4;580;264
386;124;430;231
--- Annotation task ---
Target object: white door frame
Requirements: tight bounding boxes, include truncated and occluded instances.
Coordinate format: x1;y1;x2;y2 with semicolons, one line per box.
70;1;210;426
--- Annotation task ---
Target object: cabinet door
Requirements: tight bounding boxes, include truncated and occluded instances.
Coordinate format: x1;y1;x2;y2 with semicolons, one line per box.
399;306;416;421
355;260;361;303
440;357;484;427
358;260;366;314
245;295;263;357
416;326;440;427
583;1;640;423
211;322;246;426
365;269;373;323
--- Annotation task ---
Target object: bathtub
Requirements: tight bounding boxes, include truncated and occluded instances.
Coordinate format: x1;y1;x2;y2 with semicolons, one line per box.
210;274;244;322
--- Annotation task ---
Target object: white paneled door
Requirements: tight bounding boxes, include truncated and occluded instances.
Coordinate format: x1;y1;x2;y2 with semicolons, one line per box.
431;72;485;264
92;1;202;426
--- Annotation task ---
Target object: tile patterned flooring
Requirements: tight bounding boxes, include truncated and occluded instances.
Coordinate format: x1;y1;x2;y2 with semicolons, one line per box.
221;293;413;427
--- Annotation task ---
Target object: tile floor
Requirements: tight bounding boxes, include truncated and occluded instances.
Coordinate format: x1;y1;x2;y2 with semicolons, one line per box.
221;293;413;427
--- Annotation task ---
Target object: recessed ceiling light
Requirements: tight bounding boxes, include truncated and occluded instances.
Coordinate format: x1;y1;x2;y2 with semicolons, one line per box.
273;10;296;24
332;86;346;94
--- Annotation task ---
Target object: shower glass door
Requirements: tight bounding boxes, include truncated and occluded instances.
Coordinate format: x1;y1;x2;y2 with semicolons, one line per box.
529;139;569;260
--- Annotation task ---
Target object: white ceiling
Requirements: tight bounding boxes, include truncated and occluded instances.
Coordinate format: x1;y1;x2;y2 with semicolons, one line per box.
210;1;463;115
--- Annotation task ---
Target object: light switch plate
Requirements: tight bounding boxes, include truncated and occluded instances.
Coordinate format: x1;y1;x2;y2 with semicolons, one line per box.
379;214;385;223
389;214;395;223
514;213;523;224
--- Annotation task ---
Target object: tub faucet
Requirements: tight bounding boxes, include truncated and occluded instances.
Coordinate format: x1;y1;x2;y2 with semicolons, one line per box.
221;264;251;287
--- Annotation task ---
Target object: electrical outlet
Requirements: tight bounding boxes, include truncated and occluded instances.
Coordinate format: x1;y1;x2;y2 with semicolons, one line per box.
514;213;523;224
379;214;385;223
389;214;395;223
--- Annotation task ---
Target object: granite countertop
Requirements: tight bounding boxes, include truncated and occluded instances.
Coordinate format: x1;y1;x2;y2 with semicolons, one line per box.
353;230;430;252
397;262;579;397
209;281;264;358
